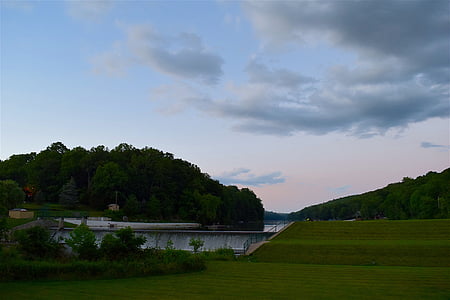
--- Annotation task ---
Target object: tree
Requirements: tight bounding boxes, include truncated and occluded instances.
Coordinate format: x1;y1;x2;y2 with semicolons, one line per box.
13;226;60;259
0;180;25;214
197;192;221;225
65;224;98;260
59;177;79;209
189;237;204;253
100;227;146;260
145;195;161;220
123;194;140;217
90;162;127;209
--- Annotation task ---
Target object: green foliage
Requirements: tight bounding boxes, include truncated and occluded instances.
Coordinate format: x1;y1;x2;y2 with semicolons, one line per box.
100;227;146;260
0;142;265;225
0;180;25;214
0;251;205;281
165;239;174;250
0;217;7;242
103;209;125;221
13;226;60;260
289;168;450;221
91;162;127;209
65;224;98;260
123;194;140;217
59;177;79;209
189;238;204;253
145;195;161;219
200;248;236;261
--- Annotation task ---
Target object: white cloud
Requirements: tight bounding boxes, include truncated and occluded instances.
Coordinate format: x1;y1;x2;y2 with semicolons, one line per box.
67;0;113;22
90;42;128;77
215;168;286;187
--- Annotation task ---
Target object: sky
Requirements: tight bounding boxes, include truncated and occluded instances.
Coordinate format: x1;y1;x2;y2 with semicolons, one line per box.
1;0;449;213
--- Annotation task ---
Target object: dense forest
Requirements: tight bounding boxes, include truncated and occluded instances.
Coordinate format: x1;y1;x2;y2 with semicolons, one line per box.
289;168;450;221
0;142;264;225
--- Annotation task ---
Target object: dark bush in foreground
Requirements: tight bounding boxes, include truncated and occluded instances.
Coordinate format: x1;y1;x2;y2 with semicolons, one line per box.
0;251;205;281
200;248;236;261
100;227;146;260
13;226;61;260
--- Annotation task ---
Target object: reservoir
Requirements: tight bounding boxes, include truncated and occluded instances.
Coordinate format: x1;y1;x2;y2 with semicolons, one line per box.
52;218;289;254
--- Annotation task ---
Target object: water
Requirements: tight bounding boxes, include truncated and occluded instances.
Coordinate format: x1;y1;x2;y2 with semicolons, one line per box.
53;220;288;253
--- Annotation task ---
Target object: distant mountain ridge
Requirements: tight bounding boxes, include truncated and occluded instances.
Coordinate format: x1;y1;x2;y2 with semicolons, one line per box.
289;168;450;221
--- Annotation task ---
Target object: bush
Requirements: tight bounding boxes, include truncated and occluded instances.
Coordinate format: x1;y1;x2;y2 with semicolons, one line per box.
100;227;146;260
65;224;98;260
201;247;236;261
13;226;61;260
0;249;206;281
189;238;204;253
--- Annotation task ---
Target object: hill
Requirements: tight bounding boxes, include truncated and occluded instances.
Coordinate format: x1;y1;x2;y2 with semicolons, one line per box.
252;219;450;267
289;168;450;221
0;142;264;225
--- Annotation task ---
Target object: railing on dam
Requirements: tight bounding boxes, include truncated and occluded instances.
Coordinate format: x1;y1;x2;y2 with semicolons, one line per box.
241;220;290;254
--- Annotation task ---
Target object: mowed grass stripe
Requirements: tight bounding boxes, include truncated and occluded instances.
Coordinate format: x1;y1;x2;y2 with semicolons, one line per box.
2;262;449;299
277;219;450;240
255;242;450;266
253;220;450;267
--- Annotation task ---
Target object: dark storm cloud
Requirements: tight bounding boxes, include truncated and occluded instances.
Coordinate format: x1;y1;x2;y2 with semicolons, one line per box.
211;0;450;136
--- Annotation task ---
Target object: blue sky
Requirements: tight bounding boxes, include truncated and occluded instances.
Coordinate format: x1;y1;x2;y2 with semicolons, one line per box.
1;0;449;212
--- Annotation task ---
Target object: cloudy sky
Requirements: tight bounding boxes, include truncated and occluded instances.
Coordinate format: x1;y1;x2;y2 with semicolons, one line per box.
1;0;449;212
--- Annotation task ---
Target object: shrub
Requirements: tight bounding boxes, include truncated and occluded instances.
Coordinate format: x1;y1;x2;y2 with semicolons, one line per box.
65;224;98;260
100;227;146;260
0;250;206;281
201;247;236;261
189;238;204;253
13;226;61;260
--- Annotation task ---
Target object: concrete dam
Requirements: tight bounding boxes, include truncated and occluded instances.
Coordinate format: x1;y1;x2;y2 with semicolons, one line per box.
52;219;288;254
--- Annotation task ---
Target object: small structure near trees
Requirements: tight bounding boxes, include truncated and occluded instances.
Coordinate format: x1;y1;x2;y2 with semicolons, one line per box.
108;203;120;211
9;208;34;219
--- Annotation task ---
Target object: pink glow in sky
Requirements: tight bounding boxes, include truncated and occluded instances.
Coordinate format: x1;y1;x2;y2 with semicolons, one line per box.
1;1;449;212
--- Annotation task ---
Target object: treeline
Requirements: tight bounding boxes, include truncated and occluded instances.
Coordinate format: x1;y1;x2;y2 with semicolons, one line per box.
0;142;264;225
264;211;288;221
289;168;450;221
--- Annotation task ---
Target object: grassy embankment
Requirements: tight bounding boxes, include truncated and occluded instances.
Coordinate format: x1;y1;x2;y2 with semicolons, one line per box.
1;219;449;299
252;219;450;267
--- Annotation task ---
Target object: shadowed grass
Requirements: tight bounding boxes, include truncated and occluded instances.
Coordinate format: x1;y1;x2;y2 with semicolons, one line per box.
1;261;449;299
253;220;450;267
278;219;450;240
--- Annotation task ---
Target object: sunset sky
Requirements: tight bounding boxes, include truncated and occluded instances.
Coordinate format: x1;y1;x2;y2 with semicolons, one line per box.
1;1;449;212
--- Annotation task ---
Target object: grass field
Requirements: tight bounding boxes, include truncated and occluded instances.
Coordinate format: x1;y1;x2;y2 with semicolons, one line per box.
1;261;449;299
2;219;449;299
253;219;450;267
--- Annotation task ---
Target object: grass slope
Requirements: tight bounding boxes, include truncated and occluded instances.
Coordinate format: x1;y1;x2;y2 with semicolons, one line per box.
253;219;450;267
2;261;449;299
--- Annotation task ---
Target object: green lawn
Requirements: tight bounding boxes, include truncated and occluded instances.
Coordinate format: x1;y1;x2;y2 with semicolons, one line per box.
276;219;450;240
1;261;449;299
2;219;449;299
253;220;450;267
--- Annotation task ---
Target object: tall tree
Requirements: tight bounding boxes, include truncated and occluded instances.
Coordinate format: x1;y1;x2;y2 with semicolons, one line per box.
0;180;25;214
59;177;79;209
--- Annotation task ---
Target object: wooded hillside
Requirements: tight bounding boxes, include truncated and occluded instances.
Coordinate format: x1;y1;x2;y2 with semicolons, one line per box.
289;168;449;221
0;142;264;225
